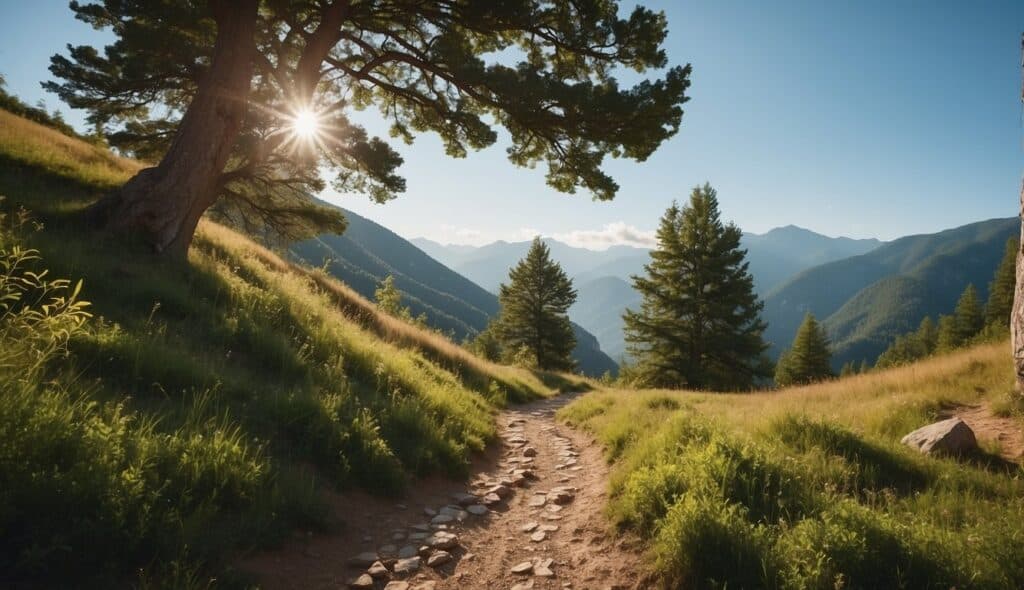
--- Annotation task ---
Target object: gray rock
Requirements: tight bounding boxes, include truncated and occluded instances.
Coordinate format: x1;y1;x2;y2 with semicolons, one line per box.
452;492;478;506
398;545;418;558
427;550;452;567
901;417;978;455
430;514;455;525
348;573;375;589
467;504;489;515
367;561;389;578
393;556;421;575
511;561;533;575
426;531;459;549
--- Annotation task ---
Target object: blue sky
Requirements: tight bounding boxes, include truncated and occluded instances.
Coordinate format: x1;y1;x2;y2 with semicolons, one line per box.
1;1;1022;248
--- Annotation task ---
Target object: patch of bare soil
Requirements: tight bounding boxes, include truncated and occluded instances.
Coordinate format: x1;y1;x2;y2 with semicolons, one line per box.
237;394;647;590
953;404;1024;463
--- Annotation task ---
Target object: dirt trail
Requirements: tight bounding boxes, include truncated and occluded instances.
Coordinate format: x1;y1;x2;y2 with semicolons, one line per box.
954;404;1024;462
240;394;646;590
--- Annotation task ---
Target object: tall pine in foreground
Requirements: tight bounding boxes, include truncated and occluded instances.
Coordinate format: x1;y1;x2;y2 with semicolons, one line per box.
623;184;769;390
775;313;834;386
495;238;577;371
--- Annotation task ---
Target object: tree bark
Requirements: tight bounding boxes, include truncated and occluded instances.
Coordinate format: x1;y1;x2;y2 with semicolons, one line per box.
1013;180;1024;390
88;0;258;257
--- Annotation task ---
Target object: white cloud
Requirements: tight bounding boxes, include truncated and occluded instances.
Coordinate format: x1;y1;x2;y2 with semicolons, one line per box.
552;222;656;250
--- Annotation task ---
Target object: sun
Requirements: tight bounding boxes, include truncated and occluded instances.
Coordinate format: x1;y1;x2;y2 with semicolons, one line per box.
289;108;320;140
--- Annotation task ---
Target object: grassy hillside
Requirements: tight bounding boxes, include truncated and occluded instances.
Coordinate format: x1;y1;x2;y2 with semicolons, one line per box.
294;224;620;377
0;108;577;587
763;217;1017;366
561;341;1024;588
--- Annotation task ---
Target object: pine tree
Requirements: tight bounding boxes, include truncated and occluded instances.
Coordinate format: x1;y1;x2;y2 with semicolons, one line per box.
952;284;984;344
495;238;577;371
775;313;834;386
46;1;690;257
623;184;770;390
374;275;403;316
916;316;938;355
936;314;959;352
986;238;1018;328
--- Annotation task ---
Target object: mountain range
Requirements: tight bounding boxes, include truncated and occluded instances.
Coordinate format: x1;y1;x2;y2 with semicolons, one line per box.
416;226;883;359
290;207;618;377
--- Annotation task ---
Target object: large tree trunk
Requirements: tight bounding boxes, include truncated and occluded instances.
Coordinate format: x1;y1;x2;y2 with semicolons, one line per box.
89;0;258;257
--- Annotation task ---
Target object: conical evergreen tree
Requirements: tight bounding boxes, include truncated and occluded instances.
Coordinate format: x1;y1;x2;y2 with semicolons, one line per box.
495;238;577;371
986;238;1018;328
916;316;938;355
774;312;834;386
952;284;984;344
623;184;770;390
935;314;959;352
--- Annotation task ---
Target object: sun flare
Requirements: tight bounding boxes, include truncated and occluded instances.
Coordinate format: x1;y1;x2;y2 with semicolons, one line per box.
290;108;320;140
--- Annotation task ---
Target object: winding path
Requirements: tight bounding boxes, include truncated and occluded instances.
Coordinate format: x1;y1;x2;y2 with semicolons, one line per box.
240;394;645;589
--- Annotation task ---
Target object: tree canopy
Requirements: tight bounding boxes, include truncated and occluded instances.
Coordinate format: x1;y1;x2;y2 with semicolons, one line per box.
494;237;577;371
623;184;770;390
47;0;691;253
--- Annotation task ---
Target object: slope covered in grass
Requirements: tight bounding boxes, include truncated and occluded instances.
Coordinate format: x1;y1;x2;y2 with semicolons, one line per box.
0;109;576;587
561;341;1024;589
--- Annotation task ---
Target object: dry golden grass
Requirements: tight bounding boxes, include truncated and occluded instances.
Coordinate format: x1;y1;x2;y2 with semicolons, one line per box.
0;110;141;189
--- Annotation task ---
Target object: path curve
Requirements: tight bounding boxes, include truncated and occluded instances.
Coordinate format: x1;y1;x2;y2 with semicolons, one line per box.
240;394;646;590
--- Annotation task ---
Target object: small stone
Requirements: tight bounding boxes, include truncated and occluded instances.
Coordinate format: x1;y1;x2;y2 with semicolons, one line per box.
528;495;546;508
423;507;437;516
367;561;389;578
409;532;428;541
348;552;379;568
396;503;408;510
348;573;374;589
547;504;564;513
467;504;489;516
549;490;575;505
411;523;431;532
540;524;559;532
487;484;512;498
393;556;421;575
378;544;398;556
452;492;478;506
521;521;539;532
414;583;437;590
535;557;555;577
523;446;538;457
426;531;459;549
439;506;468;520
511;561;534;575
427;550;452;567
481;493;502;506
384;582;411;590
530;531;546;542
398;545;418;559
430;514;455;525
511;582;535;590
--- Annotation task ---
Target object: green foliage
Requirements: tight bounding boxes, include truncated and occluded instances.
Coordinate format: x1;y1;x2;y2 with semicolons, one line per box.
374;274;427;327
0;112;572;585
623;184;770;390
876;316;938;369
561;388;1024;589
775;313;834;386
0;76;88;141
494;237;578;371
47;0;691;245
986;237;1017;328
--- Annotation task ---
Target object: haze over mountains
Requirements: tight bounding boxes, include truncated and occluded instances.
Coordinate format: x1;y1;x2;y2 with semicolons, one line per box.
293;206;1016;374
416;226;884;359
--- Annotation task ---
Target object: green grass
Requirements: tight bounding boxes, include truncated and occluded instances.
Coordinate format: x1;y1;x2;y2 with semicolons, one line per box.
0;109;575;587
560;343;1024;589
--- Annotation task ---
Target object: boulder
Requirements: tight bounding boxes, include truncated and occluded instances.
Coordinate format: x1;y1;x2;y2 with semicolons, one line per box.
901;417;977;455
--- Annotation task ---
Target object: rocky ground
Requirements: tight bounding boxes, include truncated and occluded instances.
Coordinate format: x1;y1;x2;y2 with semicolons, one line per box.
239;394;646;590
